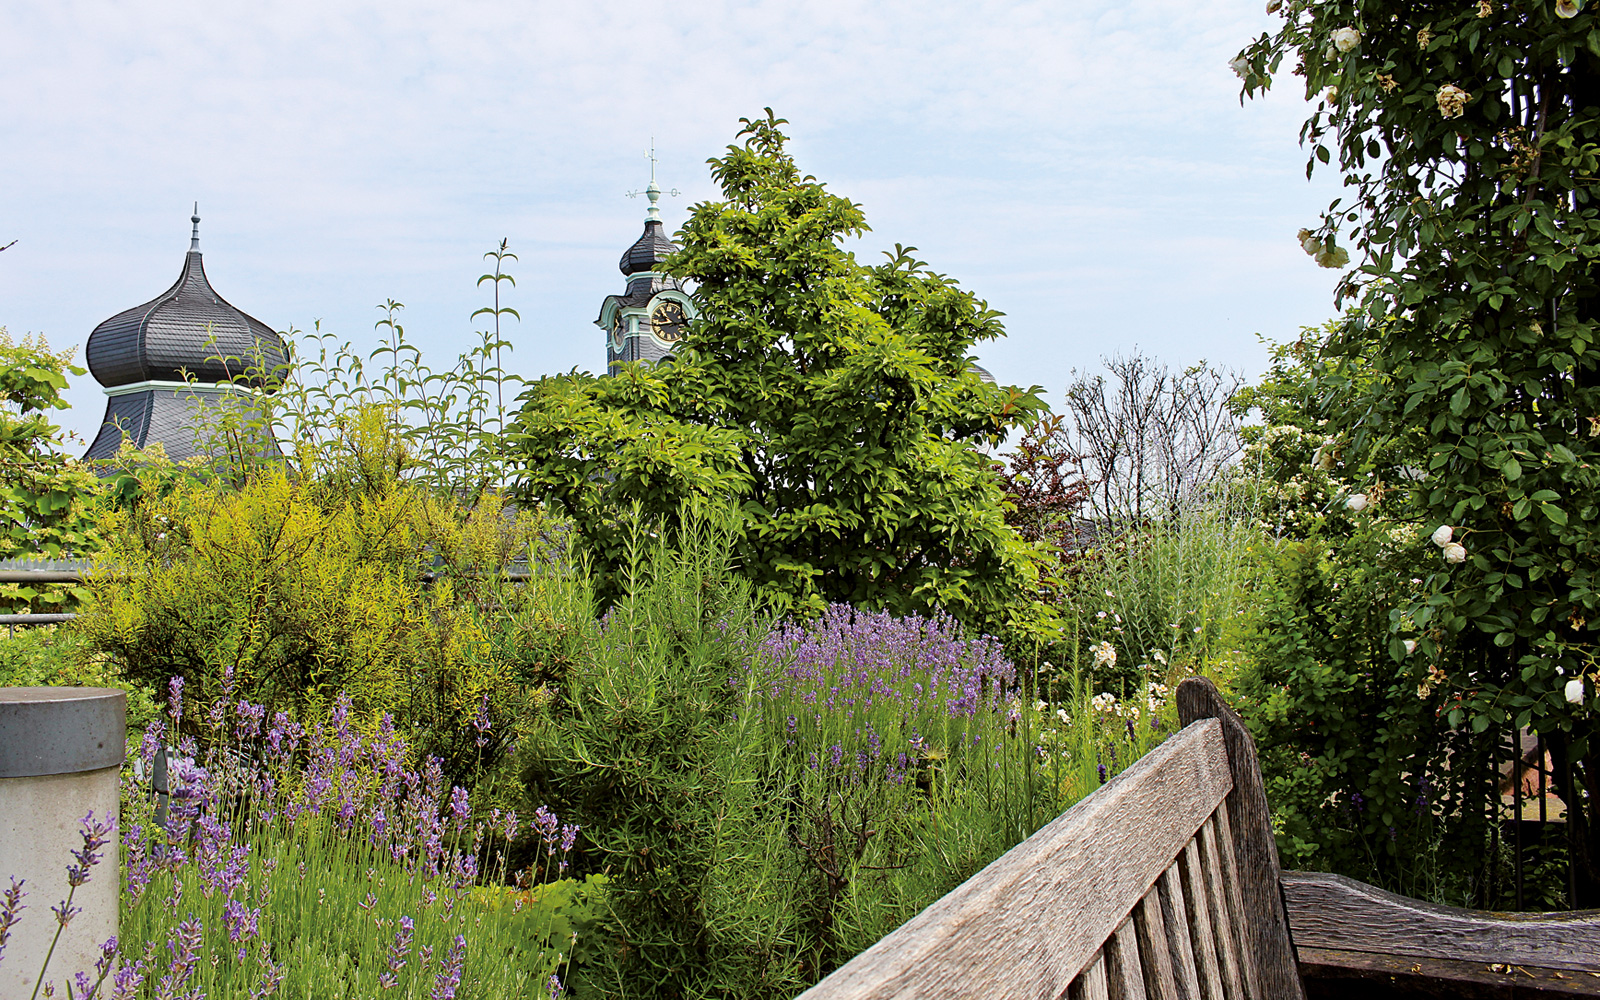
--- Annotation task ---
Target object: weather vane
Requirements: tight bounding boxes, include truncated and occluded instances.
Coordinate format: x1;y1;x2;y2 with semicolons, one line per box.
626;138;680;221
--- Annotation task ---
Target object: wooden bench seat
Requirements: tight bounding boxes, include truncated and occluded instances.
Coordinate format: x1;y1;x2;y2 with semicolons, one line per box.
799;678;1600;999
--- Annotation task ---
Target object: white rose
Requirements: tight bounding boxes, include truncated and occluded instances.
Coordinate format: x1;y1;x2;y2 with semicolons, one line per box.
1325;86;1340;103
1315;245;1351;268
1403;639;1417;655
1436;84;1471;119
1442;542;1467;563
1345;493;1369;511
1556;0;1582;18
1431;525;1453;547
1332;27;1362;52
1566;677;1585;704
1230;55;1251;78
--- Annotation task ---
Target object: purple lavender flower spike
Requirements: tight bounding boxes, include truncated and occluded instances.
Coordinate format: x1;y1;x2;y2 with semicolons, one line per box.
378;914;415;989
108;957;146;1000
548;972;565;999
156;915;204;997
167;676;184;729
430;934;466;1000
448;786;470;830
0;876;25;966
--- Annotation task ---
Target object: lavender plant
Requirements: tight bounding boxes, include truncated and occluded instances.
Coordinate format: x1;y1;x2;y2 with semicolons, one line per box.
4;687;596;999
714;604;1178;986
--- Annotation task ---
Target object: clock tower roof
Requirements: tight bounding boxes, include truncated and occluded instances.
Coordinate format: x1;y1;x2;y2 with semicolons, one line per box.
619;218;677;276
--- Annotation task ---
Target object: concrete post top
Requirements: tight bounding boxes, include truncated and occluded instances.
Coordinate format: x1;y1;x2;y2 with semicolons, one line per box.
0;687;126;778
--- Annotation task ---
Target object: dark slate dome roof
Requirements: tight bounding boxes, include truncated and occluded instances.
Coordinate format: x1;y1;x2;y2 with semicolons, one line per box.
86;246;285;389
618;219;677;276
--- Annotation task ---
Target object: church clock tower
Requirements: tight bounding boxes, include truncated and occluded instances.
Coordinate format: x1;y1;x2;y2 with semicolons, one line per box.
596;147;695;373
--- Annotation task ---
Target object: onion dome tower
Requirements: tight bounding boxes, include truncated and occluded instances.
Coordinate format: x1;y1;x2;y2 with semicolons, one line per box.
83;208;287;462
596;145;696;374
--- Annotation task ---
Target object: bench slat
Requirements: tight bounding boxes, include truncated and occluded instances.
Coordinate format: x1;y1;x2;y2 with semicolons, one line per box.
797;718;1232;1000
1196;814;1248;999
1132;886;1180;999
1072;953;1112;1000
1204;806;1260;997
1179;838;1228;999
1158;864;1203;1000
1105;918;1149;1000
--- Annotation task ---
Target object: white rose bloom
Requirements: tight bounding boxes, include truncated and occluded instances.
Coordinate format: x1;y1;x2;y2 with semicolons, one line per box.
1556;0;1581;18
1325;86;1340;103
1315;245;1351;269
1442;542;1468;563
1431;525;1453;547
1345;493;1369;511
1436;84;1471;119
1230;55;1251;78
1403;639;1417;655
1332;27;1361;52
1566;678;1585;704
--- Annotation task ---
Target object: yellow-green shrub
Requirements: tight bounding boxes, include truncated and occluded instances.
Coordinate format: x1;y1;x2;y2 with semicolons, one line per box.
75;465;538;774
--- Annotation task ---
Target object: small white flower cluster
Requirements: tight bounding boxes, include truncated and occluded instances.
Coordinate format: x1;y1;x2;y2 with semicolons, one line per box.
1430;524;1467;563
1092;692;1118;714
1091;641;1117;669
1146;682;1169;711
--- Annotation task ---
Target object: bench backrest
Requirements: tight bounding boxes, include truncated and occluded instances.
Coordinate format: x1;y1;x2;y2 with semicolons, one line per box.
798;677;1304;1000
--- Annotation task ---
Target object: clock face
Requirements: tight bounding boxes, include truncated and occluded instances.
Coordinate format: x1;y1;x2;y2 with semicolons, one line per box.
651;301;687;343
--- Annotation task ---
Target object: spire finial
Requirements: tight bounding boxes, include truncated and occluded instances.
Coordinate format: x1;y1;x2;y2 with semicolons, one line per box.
189;203;201;252
626;138;680;223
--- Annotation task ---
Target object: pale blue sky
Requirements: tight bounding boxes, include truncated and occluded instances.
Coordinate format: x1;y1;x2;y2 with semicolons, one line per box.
0;0;1344;449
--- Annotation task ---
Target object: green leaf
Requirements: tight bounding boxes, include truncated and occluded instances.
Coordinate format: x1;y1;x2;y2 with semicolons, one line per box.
1541;502;1568;526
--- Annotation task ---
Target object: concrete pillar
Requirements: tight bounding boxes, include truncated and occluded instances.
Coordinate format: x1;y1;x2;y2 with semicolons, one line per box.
0;687;125;999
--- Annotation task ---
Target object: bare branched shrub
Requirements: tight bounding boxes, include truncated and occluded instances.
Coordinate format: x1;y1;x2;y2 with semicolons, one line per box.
1061;354;1244;525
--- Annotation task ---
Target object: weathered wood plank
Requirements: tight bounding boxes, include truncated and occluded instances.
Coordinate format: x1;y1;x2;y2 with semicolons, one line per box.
1196;814;1248;999
798;719;1232;1000
1133;887;1181;1000
1072;954;1112;1000
1106;918;1150;1000
1159;863;1203;1000
1283;871;1600;974
1178;677;1306;1000
1178;839;1228;999
1298;946;1600;998
1205;806;1261;998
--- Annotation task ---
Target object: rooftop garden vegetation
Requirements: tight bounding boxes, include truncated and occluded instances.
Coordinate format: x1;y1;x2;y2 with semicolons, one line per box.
1;78;1596;996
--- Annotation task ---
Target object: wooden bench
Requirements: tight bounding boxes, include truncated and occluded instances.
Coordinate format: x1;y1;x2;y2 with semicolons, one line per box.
798;677;1600;999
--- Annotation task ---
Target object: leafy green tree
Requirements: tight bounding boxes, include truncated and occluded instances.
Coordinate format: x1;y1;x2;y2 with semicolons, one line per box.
0;329;101;610
1236;2;1600;902
511;112;1049;633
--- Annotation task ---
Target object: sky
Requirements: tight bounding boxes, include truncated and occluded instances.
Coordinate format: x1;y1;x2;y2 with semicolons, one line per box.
0;0;1347;450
